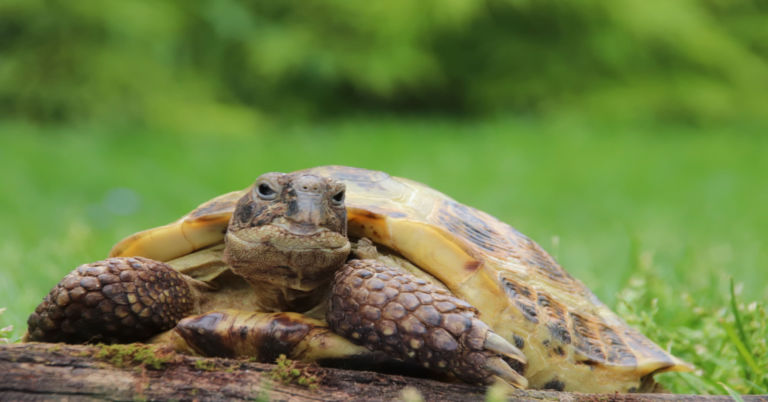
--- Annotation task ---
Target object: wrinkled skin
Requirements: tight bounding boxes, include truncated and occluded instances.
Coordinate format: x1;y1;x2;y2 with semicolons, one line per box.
224;172;351;311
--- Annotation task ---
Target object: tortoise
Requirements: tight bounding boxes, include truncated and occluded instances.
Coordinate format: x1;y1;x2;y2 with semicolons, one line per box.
25;166;691;392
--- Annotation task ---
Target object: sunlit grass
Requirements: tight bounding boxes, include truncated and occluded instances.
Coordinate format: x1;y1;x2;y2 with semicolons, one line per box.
616;252;767;394
0;117;765;394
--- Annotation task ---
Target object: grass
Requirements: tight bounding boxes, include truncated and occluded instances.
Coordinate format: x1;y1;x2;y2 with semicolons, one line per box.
0;117;765;394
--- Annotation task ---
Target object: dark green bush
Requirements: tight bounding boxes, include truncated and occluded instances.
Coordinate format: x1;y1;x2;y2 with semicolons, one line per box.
1;0;766;129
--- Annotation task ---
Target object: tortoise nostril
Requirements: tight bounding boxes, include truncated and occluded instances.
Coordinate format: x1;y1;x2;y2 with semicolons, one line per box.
294;175;325;194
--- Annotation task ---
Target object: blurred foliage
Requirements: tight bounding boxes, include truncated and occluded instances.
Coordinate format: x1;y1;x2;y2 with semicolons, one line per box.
0;308;11;344
1;0;767;131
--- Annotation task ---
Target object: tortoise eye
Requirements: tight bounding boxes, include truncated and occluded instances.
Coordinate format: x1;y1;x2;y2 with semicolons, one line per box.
331;190;345;205
256;183;277;200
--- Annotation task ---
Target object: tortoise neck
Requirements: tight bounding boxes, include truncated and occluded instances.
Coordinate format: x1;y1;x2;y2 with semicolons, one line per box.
247;279;330;313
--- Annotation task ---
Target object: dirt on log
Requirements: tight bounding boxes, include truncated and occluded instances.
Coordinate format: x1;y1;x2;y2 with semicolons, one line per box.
0;343;765;402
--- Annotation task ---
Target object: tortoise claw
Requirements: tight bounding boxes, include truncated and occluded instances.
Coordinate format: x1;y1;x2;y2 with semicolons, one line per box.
485;356;529;389
484;332;527;367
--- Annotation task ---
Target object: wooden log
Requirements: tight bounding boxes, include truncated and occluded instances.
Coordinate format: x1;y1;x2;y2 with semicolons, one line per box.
0;343;765;401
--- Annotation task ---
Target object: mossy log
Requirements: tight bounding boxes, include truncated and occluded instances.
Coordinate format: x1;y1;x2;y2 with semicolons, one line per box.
0;343;765;401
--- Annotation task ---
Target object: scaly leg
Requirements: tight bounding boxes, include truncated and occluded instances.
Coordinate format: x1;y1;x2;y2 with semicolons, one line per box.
327;258;528;388
26;257;193;343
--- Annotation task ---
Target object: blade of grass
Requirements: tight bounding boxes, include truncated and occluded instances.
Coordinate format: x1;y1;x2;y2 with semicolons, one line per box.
727;278;764;384
718;382;745;402
675;372;718;395
743;379;768;394
722;322;762;379
729;279;752;353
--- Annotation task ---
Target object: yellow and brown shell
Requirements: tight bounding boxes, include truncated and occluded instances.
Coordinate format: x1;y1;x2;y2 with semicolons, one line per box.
110;165;691;392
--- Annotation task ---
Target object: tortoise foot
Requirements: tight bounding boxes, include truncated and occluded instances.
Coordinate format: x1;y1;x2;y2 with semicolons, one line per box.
327;259;528;388
162;309;370;362
26;257;194;343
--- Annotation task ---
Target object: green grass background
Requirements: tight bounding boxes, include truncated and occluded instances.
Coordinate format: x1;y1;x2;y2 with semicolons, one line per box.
1;118;766;393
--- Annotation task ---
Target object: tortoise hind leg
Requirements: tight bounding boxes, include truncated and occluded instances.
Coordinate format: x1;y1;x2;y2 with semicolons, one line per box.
25;257;194;343
154;309;371;363
327;259;528;388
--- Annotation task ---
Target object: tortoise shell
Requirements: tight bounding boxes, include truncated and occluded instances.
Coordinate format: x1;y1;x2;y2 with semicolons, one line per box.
110;165;691;392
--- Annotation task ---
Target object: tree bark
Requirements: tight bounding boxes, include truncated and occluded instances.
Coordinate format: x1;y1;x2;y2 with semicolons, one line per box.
0;343;764;401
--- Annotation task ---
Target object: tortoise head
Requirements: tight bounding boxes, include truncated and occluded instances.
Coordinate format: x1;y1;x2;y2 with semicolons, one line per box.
223;171;351;309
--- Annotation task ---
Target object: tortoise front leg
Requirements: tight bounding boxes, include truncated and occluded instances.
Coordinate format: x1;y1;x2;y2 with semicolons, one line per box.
157;309;370;363
327;259;528;388
26;257;194;343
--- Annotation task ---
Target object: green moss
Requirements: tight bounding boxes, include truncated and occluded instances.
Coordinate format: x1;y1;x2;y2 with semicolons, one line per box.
75;349;93;358
193;358;218;371
92;343;174;370
253;380;273;402
269;354;320;390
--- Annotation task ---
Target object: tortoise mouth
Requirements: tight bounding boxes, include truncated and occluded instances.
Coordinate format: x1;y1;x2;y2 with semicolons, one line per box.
272;221;329;237
226;224;350;252
223;224;352;305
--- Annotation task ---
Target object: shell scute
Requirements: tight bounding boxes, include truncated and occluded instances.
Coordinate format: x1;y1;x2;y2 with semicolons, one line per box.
188;196;242;220
569;312;608;364
522;241;575;284
434;200;507;254
600;324;637;366
500;276;540;324
623;326;680;369
537;293;572;345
